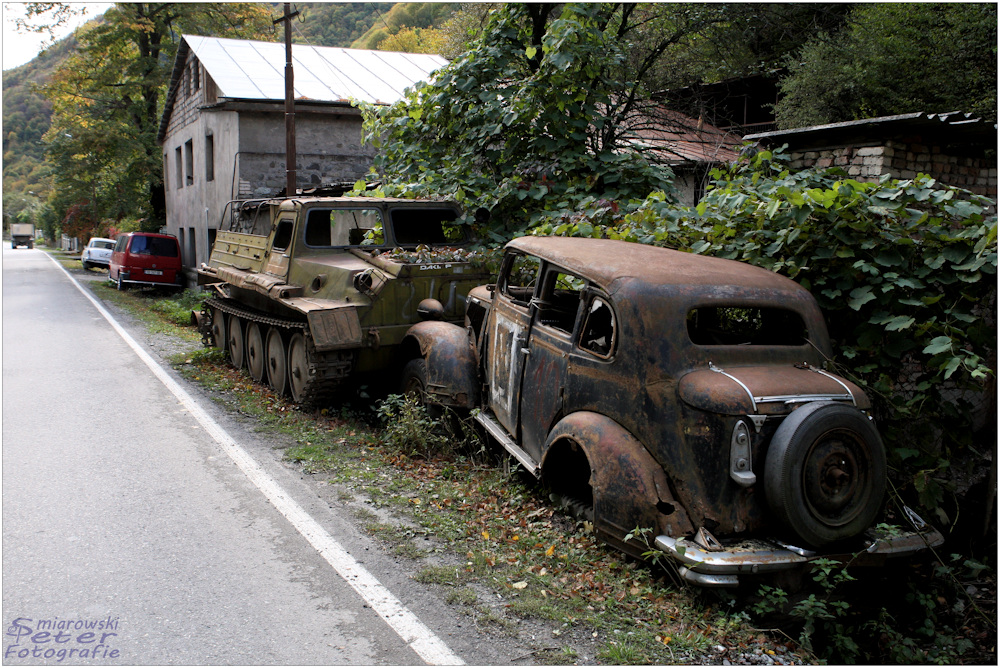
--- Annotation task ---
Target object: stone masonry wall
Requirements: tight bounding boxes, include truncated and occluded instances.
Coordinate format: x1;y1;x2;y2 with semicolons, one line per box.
787;142;997;199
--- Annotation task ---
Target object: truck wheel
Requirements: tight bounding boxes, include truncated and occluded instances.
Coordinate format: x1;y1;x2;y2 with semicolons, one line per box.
764;402;886;548
116;273;125;291
266;328;288;396
227;314;245;369
287;333;309;403
246;322;267;383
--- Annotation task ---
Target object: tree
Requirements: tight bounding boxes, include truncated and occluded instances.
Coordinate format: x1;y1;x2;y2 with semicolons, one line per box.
356;3;767;238
775;3;998;128
33;2;273;233
378;26;447;54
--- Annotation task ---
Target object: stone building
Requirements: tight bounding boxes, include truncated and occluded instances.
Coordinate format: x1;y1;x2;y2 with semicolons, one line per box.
157;35;446;270
745;112;997;200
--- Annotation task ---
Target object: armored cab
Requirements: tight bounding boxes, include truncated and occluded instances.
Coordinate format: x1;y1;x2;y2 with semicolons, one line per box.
196;196;488;405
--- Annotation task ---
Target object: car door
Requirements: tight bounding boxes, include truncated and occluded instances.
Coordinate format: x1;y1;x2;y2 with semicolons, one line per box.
486;252;540;436
517;265;585;458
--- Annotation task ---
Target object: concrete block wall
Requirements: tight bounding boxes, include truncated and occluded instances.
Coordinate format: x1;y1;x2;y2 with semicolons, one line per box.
787;143;997;199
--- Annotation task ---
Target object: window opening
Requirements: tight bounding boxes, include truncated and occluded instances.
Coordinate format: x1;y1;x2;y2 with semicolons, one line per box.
535;270;584;334
304;208;383;247
580;296;616;357
175;147;183;189
389;208;463;246
184;139;194;186
272;220;294;251
687;306;807;346
205;134;214;182
500;253;541;306
129;235;178;258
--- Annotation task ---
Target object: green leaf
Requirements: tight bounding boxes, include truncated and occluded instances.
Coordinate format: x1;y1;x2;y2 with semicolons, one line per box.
883;316;915;332
923;336;953;355
848;286;876;310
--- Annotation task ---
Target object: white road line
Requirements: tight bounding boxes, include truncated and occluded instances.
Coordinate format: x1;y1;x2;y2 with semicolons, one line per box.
48;256;465;666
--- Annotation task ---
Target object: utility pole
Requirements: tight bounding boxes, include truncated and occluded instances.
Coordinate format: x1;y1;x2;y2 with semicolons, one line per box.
274;3;300;198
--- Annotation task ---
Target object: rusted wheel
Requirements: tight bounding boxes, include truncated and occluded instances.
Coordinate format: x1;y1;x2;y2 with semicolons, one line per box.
266;328;288;396
400;358;428;399
228;314;245;369
764;402;886;547
246;322;267;383
287;332;309;403
210;307;227;352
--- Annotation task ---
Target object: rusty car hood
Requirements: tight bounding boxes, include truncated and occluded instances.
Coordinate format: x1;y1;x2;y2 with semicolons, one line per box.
678;364;870;415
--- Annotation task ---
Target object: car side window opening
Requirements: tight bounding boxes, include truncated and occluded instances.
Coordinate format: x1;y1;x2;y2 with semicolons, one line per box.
500;253;541;306
534;270;584;334
687;305;807;346
304;209;383;247
580;296;616;357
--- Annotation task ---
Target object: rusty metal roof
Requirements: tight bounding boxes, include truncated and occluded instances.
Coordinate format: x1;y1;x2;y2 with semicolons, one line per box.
624;109;742;165
182;34;447;105
507;237;803;292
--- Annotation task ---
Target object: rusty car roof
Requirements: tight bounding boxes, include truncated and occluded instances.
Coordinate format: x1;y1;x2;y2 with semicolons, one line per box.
507;237;805;293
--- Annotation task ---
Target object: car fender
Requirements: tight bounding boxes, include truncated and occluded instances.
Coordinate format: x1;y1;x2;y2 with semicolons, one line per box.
542;412;694;556
403;321;479;408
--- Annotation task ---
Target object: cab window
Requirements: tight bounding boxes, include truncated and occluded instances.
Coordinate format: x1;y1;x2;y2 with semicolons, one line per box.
304;208;383;247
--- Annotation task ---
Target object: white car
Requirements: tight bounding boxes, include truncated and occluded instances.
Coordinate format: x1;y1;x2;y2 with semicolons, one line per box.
81;237;115;270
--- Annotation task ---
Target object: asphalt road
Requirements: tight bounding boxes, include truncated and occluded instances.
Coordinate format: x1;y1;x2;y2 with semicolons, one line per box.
1;248;508;665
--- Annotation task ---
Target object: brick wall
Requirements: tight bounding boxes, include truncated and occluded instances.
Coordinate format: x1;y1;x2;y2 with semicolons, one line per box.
787;142;997;199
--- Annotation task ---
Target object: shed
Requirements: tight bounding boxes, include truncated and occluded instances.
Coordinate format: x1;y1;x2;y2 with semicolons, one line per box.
157;35;446;270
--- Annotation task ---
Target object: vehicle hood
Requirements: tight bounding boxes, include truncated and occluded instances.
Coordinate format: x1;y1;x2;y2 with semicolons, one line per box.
678;364;869;415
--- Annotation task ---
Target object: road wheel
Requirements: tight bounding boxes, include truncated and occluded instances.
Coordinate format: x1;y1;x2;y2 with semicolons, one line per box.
400;358;428;399
287;333;309;403
764;402;886;548
116;272;125;291
210;307;227;351
246;322;267;383
266;328;288;396
82;261;90;270
228;314;245;369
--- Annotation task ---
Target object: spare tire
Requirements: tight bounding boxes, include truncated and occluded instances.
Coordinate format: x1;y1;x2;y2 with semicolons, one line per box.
764;402;886;548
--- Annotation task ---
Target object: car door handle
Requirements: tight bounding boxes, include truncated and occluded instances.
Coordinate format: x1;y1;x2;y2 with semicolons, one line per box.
520;348;531;356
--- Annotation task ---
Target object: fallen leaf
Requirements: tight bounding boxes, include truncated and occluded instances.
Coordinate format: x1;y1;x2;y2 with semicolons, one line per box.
545;545;555;557
512;581;527;590
482;530;490;540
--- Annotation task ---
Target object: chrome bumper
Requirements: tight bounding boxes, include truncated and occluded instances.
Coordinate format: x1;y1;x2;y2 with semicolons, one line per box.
655;507;945;588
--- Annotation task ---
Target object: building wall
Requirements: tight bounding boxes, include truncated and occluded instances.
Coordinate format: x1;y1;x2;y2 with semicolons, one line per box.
786;142;997;199
234;112;373;198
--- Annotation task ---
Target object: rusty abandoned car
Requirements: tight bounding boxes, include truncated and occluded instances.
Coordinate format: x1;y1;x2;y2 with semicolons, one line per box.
406;236;944;587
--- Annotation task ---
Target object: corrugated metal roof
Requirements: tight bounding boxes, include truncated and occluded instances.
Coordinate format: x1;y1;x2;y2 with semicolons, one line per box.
183;34;447;105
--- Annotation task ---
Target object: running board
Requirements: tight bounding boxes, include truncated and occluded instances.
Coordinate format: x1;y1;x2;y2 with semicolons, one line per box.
474;411;541;477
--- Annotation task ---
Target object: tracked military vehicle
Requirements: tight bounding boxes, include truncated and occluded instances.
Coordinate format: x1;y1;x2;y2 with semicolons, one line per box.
196;196;488;406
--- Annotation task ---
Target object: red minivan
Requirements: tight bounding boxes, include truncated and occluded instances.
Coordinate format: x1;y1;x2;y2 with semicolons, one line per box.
109;232;184;291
